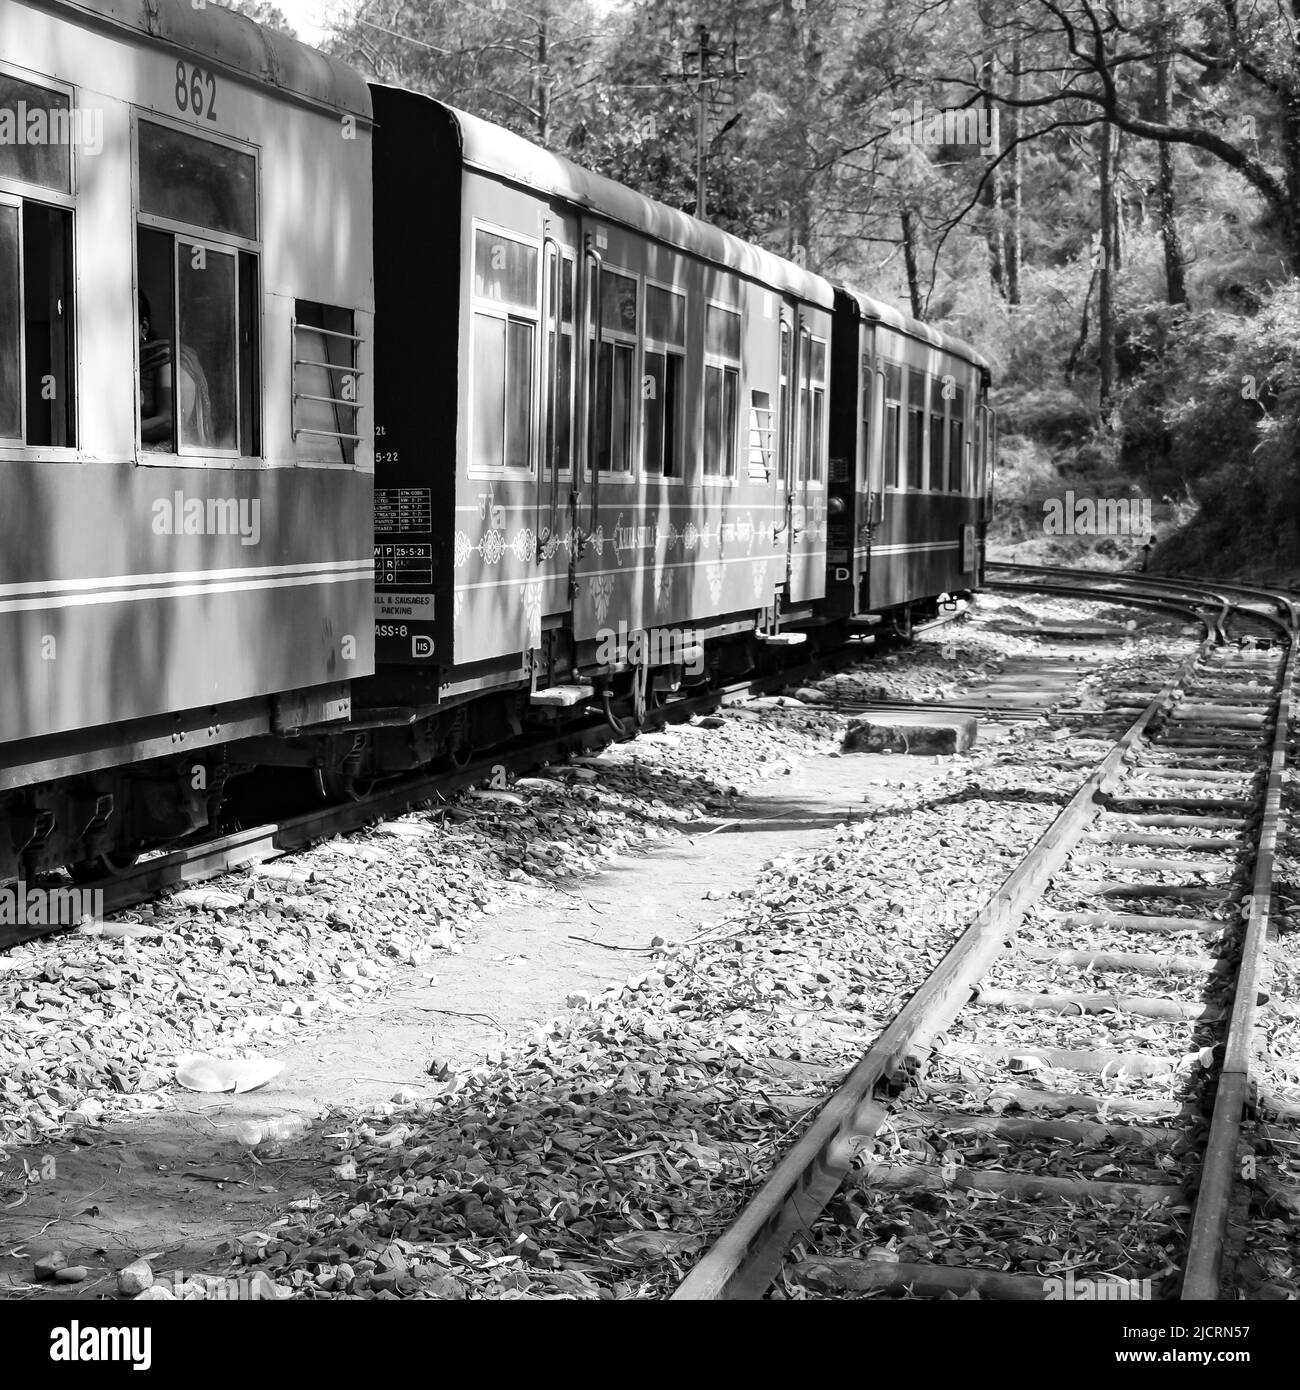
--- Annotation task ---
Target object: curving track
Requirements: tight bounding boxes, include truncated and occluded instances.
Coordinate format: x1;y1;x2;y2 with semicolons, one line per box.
675;566;1297;1301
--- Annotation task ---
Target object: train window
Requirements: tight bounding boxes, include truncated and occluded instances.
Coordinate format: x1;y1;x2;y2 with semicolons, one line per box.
0;198;77;448
644;285;685;479
906;370;926;490
472;312;534;471
929;378;947;492
646;285;686;346
139;122;256;242
472;228;539;472
136;122;260;460
592;269;637;474
883;362;902;488
0;74;73;193
593;339;633;473
137;229;256;457
294;301;360;467
749;390;774;477
475;230;538;311
704;305;741;478
0;205;18;440
799;337;827;484
949;386;966;493
544;252;574;476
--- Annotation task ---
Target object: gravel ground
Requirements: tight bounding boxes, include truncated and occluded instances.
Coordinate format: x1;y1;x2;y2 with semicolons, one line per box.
0;594;1216;1300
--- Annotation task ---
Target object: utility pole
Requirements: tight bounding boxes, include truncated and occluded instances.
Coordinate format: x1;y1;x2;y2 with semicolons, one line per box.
672;25;745;219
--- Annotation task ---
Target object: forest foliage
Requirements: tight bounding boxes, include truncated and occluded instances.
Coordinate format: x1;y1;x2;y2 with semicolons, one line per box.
320;0;1300;578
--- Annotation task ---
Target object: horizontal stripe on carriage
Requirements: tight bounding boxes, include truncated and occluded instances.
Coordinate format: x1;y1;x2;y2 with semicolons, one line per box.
0;561;371;615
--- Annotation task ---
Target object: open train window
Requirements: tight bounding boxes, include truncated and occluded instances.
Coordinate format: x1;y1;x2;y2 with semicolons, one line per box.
929;377;948;492
799;337;827;484
883;362;902;489
949;386;966;493
704;304;741;478
0;73;78;450
906;369;926;490
471;228;538;472
136;120;259;461
644;284;684;479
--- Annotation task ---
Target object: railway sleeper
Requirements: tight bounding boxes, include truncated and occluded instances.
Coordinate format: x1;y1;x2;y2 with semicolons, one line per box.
847;1160;1184;1206
789;1258;1159;1301
1019;947;1228;976
887;1109;1187;1148
971;985;1226;1023
1048;911;1229;935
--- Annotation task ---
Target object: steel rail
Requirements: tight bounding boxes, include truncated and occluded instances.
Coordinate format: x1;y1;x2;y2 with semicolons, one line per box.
1180;612;1298;1298
672;611;1211;1301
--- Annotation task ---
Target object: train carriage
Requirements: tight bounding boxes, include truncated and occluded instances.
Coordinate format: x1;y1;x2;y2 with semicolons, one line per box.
0;0;374;875
363;85;833;758
827;288;994;631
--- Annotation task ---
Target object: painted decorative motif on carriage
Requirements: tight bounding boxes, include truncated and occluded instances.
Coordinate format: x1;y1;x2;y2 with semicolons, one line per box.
453;531;472;568
481;528;505;564
589;574;616;625
706;562;725;605
683;522;699;553
522;582;543;649
751;558;769;599
511;527;536;563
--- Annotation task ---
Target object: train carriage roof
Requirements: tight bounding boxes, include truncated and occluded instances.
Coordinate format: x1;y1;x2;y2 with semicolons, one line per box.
34;0;371;119
837;284;992;376
391;90;834;310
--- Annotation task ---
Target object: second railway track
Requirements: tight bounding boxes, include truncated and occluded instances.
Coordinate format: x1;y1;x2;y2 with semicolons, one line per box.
675;568;1298;1301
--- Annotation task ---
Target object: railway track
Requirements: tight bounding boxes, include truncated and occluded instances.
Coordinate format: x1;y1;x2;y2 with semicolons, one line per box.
674;566;1297;1301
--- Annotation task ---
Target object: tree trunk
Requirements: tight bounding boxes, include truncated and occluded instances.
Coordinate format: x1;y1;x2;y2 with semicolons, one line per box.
901;206;923;318
534;7;551;144
1154;2;1187;305
1065;267;1098;382
978;4;1005;296
1098;121;1116;417
1006;38;1023;305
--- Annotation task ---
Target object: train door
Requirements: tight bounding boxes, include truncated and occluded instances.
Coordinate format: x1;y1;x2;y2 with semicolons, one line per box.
859;325;885;611
535;224;576;557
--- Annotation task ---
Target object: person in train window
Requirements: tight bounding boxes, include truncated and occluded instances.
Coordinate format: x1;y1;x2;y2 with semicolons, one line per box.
138;292;214;450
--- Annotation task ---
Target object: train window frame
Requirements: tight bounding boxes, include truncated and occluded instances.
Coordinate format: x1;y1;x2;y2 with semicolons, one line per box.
929;375;948;494
949;384;967;494
881;359;903;491
131;111;262;469
542;246;576;482
905;366;926;491
468;219;542;479
777;319;793;488
702;298;742;484
799;332;828;489
642;277;686;484
0;63;80;461
589;262;640;479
